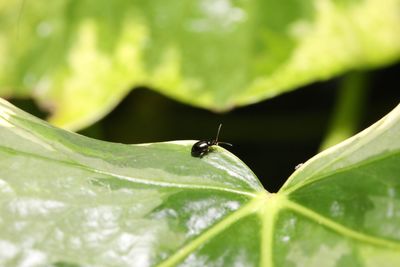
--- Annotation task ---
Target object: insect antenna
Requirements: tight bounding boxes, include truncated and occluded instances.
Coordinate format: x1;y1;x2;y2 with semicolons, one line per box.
218;141;233;147
214;124;233;147
214;123;222;143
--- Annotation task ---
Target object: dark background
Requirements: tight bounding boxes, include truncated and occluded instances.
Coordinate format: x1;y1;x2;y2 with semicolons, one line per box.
10;63;399;192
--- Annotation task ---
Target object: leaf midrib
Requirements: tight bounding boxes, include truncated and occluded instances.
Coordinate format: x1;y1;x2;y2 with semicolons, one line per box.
156;193;400;267
157;192;269;267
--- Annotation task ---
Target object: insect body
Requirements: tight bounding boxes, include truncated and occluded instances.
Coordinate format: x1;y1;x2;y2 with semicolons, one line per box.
191;124;232;157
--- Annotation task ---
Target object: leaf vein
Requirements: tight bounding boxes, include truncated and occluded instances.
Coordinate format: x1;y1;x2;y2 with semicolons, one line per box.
284;199;400;250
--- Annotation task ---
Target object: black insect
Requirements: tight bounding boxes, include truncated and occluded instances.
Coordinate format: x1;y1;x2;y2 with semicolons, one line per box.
191;124;232;157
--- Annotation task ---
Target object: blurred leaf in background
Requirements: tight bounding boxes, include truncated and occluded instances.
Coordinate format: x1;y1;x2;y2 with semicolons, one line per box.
0;0;399;131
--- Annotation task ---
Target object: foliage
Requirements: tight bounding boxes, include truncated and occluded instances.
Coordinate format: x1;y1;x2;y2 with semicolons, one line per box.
1;0;399;130
1;98;399;266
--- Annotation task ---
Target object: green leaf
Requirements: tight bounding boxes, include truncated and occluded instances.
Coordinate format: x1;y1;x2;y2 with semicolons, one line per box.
1;98;400;266
1;0;400;130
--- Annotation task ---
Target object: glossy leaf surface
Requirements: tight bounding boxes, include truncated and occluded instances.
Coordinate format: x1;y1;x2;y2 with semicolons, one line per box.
1;0;400;130
0;98;400;266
